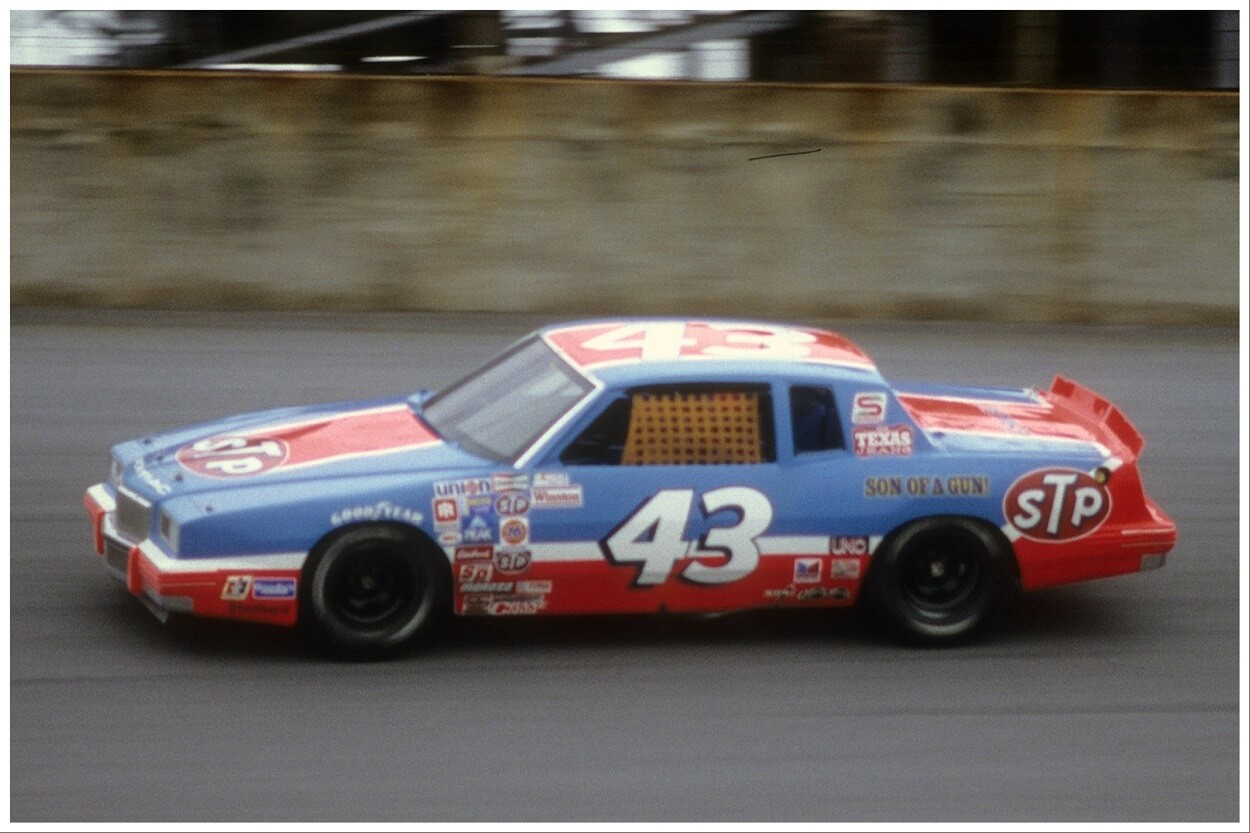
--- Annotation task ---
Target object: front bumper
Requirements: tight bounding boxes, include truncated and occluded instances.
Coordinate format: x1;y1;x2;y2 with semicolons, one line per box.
84;483;302;627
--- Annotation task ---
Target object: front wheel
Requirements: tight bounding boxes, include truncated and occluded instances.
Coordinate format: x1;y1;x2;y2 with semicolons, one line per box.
302;524;450;657
868;517;1013;646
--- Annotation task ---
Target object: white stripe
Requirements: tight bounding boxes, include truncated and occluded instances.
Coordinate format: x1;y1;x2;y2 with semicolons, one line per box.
87;483;116;512
1001;524;1022;542
758;535;830;556
137;538;306;573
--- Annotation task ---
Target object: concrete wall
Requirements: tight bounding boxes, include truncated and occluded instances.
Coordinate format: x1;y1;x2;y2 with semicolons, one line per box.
9;70;1240;323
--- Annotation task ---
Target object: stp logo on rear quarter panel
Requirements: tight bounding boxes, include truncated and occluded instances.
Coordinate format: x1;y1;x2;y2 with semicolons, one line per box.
1004;467;1111;542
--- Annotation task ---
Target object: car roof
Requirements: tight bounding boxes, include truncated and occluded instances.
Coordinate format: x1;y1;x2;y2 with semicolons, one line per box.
539;318;886;387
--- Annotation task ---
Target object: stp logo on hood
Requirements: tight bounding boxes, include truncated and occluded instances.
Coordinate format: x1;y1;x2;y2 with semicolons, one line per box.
1005;467;1111;542
177;436;290;478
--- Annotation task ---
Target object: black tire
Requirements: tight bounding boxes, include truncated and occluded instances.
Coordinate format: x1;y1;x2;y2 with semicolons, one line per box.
868;517;1012;646
301;524;450;657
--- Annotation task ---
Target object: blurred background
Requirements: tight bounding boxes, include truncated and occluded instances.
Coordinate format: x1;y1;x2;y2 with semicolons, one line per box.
8;9;1240;324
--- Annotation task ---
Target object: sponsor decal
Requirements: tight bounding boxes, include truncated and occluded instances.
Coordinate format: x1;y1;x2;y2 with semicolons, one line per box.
865;475;989;498
331;501;423;526
459;563;493;583
532;485;584;509
455;545;493;561
461;594;493;614
763;583;849;602
221;575;252;601
864;476;904;497
494;491;531;517
493;548;532;575
797;586;849;601
131;457;171;496
853;425;914;457
793;557;822;584
903;475;990;497
829;536;870;556
434;478;493;498
1005;467;1111;542
500;517;529;546
252;577;297;599
460;581;514;593
178;436;290;478
829;558;861;580
851;392;888;425
516;579;553;594
533;471;570;488
175;406;438;478
439;530;462;545
460;502;498;544
491;472;530;492
490;598;544;615
433;497;459;525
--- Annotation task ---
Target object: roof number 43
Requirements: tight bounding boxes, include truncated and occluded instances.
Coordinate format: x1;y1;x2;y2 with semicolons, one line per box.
601;487;773;586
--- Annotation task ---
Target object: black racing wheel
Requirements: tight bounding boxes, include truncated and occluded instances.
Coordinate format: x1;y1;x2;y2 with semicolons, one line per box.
302;524;450;657
868;517;1013;646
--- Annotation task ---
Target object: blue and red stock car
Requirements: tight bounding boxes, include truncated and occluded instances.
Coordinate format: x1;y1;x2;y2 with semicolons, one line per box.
84;319;1177;653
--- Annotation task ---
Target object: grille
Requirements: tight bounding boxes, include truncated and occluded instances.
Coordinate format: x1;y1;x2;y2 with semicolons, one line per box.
115;488;152;543
104;538;130;578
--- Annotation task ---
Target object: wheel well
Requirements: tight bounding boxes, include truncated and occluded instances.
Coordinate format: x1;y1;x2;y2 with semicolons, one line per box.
303;521;449;582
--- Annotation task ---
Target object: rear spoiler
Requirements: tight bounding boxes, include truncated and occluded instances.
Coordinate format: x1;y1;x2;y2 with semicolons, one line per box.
1046;375;1145;460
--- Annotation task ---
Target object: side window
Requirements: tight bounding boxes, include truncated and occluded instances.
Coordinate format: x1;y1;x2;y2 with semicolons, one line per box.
790;386;844;454
560;385;776;465
560;397;631;465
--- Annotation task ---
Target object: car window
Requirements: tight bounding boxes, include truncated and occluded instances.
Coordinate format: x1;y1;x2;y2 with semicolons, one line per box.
562;384;775;465
790;385;844;453
423;336;593;462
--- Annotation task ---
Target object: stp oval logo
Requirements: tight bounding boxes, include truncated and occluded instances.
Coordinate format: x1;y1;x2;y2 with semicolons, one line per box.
1004;467;1111;542
176;435;290;478
494;490;531;516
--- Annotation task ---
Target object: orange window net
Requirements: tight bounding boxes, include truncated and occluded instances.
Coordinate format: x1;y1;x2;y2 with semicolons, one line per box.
621;390;763;465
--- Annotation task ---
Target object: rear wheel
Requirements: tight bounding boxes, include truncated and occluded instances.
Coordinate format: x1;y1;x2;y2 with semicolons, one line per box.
868;517;1012;646
302;524;450;657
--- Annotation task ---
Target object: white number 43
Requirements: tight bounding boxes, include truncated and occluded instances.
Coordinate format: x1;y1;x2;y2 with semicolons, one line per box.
600;487;773;586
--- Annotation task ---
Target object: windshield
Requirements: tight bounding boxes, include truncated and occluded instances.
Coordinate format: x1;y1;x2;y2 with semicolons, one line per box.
422;336;594;462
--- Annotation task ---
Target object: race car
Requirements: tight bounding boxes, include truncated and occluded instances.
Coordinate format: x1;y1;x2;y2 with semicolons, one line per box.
84;319;1177;654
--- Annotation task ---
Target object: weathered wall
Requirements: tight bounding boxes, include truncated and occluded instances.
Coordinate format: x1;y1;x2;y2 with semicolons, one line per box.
9;70;1239;323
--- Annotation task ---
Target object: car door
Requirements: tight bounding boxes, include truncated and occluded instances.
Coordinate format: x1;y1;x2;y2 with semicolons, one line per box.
524;380;846;615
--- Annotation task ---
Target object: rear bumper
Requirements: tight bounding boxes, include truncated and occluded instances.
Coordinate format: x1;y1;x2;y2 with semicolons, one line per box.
84;484;302;627
1014;498;1178;591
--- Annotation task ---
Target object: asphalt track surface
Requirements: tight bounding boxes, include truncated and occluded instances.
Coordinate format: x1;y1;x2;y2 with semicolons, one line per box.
8;310;1244;823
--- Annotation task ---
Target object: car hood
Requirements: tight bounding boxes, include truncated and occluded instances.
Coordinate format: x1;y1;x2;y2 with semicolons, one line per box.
111;394;489;499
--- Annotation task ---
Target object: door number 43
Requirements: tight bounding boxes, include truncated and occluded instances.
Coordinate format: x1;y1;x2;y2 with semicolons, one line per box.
600;487;773;586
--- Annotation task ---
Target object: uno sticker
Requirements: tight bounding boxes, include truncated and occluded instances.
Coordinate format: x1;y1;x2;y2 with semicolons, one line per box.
177;436;289;477
1005;468;1111;542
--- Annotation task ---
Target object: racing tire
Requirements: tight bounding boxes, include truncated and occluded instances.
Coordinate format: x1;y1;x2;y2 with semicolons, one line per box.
302;524;450;657
868;517;1012;646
